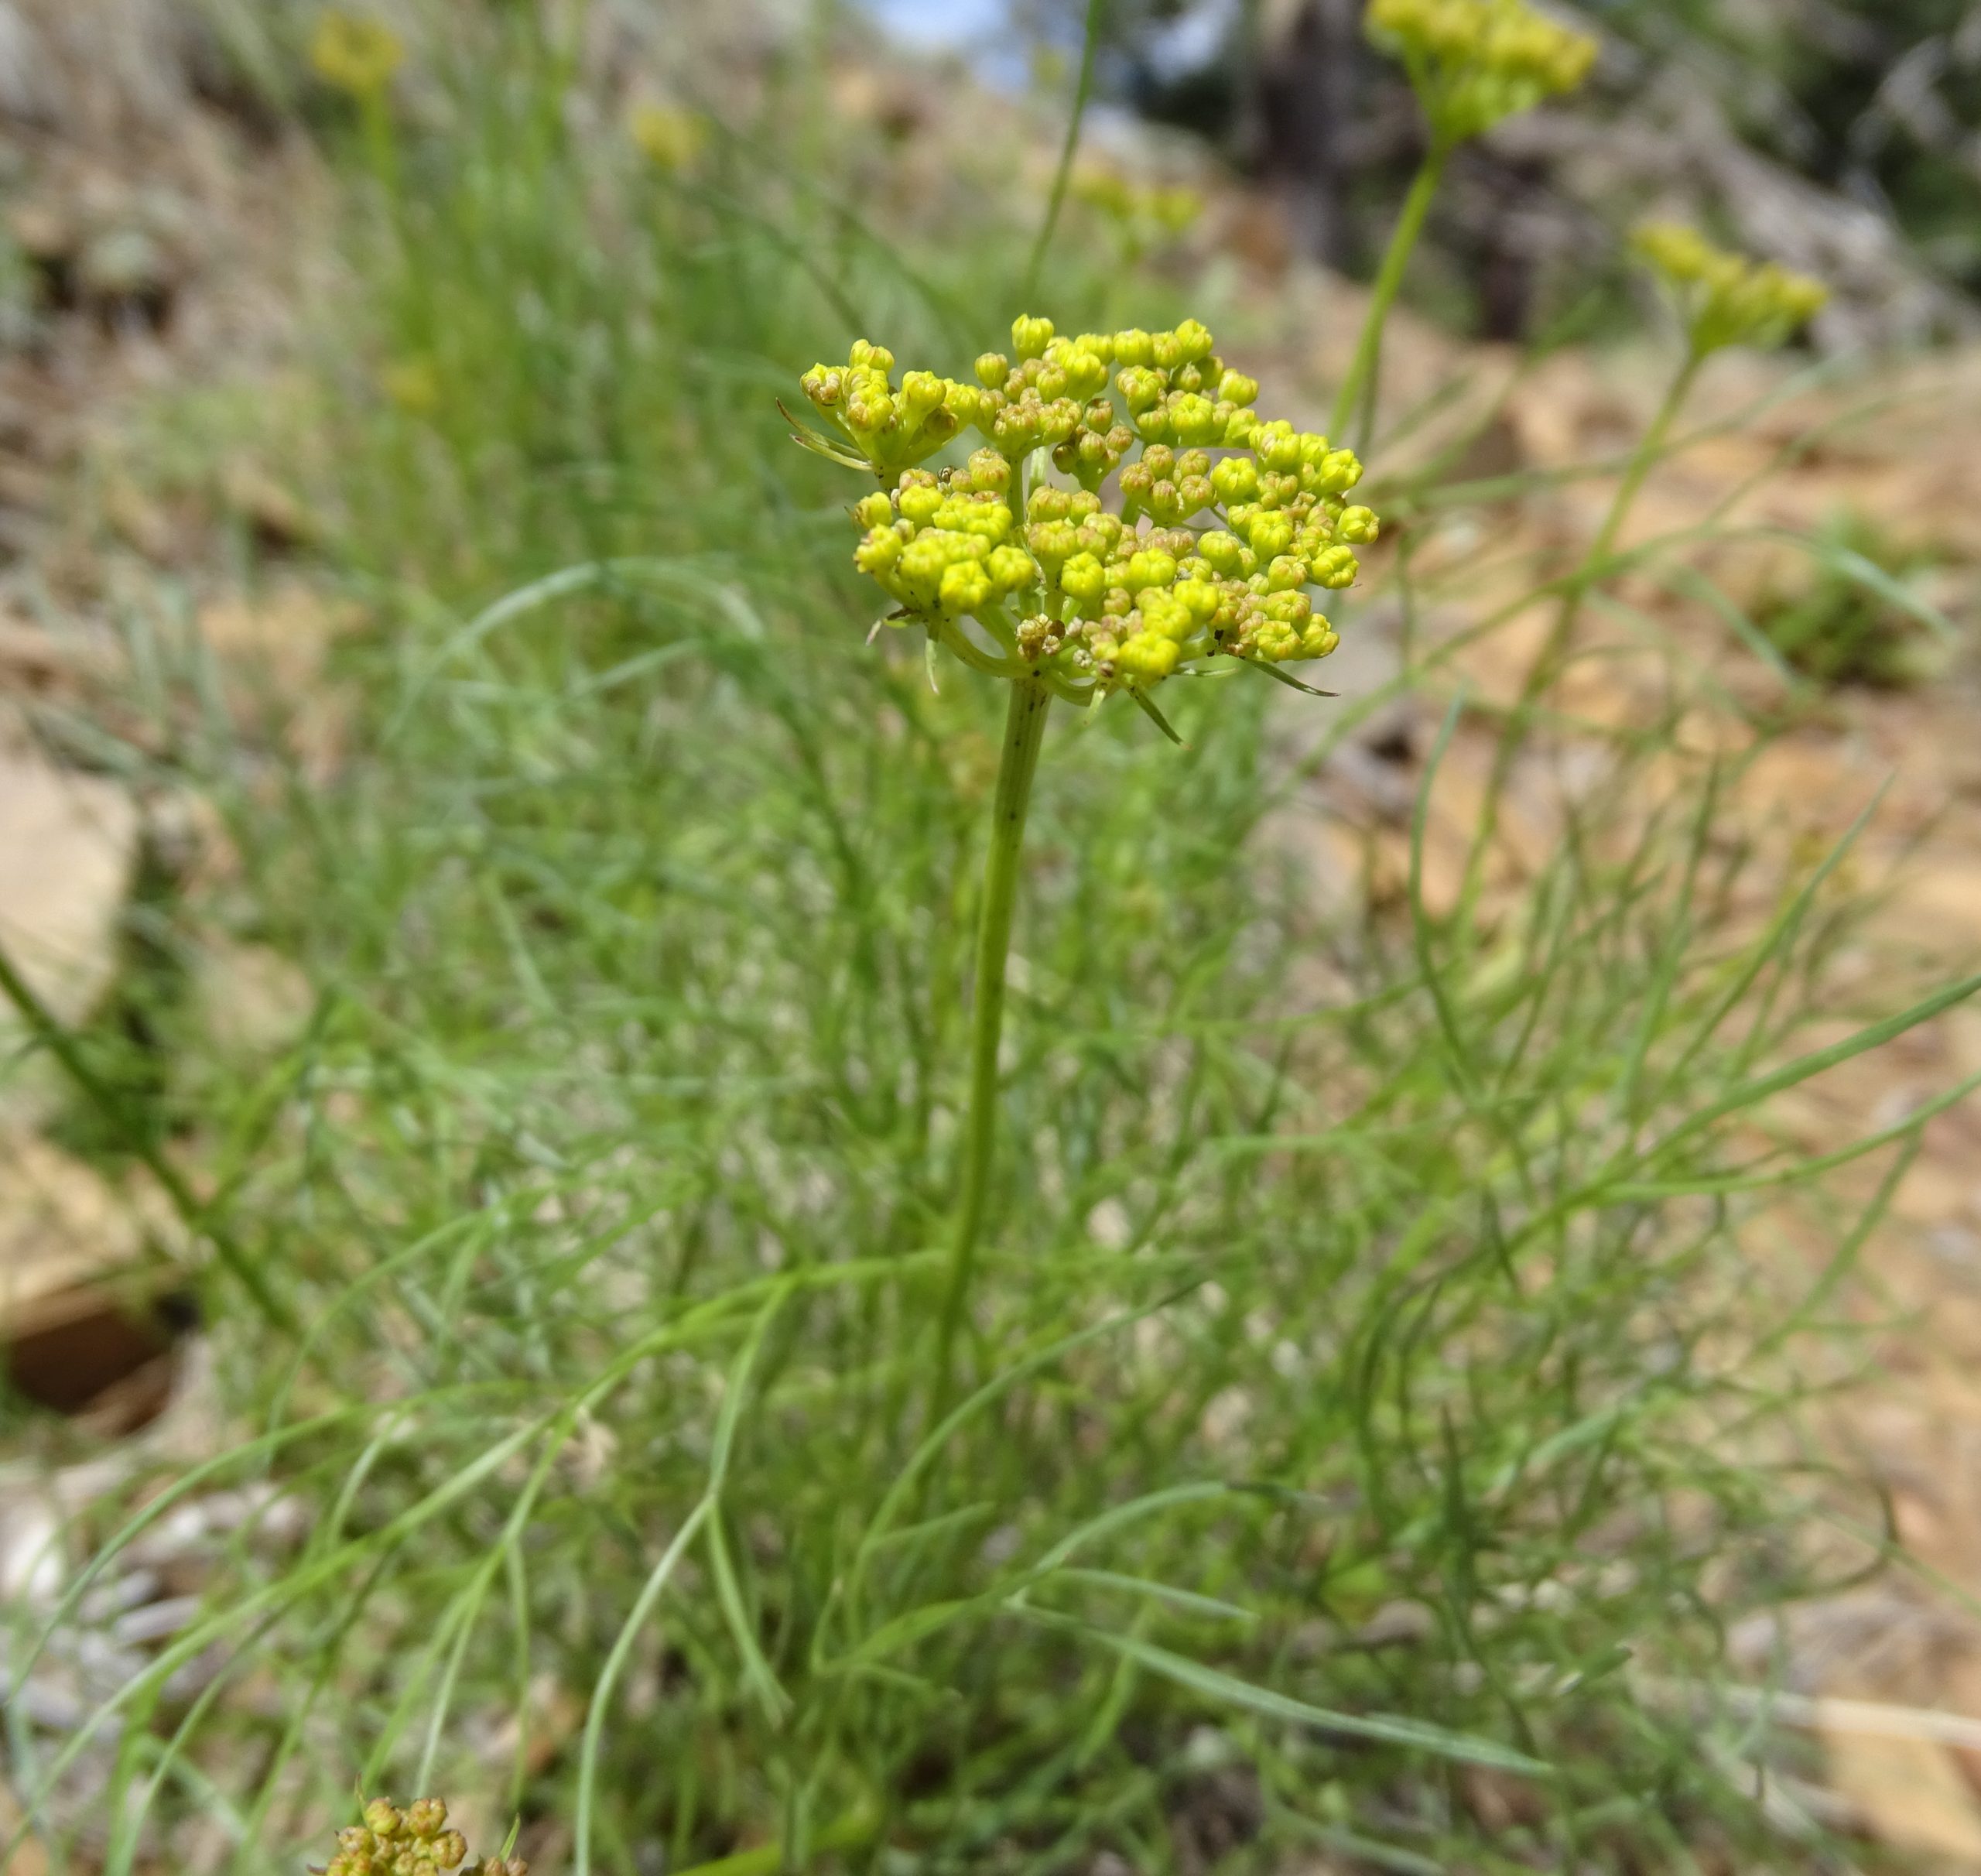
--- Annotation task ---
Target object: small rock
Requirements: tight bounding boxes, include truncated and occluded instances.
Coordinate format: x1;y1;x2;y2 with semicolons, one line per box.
190;936;312;1060
77;224;173;325
1823;1725;1981;1863
0;1135;180;1427
0;2;59;127
0;747;137;1130
1460;1763;1547;1833
0;1496;64;1604
1353;1599;1436;1647
219;457;313;549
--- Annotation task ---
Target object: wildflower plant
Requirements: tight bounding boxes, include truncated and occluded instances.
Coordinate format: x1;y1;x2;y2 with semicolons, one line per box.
25;13;1977;1876
1596;224;1829;562
795;313;1379;1398
628;101;710;174
1336;0;1599;446
310;6;408;192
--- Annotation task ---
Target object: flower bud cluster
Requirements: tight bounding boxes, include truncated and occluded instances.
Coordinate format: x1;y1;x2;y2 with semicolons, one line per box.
801;342;984;480
1630;223;1829;355
1071;170;1205;259
316;1799;525;1876
629;103;710;173
1367;0;1596;145
812;314;1383;699
851;458;1042;621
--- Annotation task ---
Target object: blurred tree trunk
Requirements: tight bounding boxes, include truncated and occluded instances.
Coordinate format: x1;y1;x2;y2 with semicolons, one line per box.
1254;0;1362;269
1466;152;1547;341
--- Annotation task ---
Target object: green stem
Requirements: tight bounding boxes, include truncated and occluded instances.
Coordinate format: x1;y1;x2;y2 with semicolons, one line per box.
932;675;1053;1416
669;1802;877;1876
1330;143;1449;455
1019;0;1106;313
0;933;296;1334
1458;347;1704;921
1517;346;1702;715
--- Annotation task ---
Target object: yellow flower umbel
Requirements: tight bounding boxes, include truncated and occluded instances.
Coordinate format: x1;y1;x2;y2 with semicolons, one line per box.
316;1799;526;1876
1630;222;1829;356
1367;0;1596;146
795;314;1380;713
630;102;710;173
309;9;405;100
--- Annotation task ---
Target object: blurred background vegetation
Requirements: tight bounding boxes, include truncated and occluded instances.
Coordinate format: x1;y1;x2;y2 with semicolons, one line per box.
932;0;1981;342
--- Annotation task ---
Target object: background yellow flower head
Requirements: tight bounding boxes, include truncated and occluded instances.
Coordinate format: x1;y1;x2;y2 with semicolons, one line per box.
630;104;710;174
309;9;405;100
1367;0;1597;143
1632;221;1829;353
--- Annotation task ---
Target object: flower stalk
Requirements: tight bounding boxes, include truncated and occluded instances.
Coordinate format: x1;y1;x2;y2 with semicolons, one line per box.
1461;227;1829;918
1525;345;1702;703
1338;0;1597;451
791;312;1382;1412
934;673;1052;1414
1331;142;1449;456
1457;346;1701;916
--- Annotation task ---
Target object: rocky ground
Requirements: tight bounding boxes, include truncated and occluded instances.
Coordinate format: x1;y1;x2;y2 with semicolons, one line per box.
4;2;1981;1868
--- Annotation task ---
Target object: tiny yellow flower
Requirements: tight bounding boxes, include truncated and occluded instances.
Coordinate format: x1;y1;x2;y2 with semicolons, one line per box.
1630;221;1828;354
629;103;710;173
310;9;405;100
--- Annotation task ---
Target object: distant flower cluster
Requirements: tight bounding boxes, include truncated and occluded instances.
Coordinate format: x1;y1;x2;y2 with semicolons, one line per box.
317;1799;525;1876
796;317;1381;698
1071;169;1205;261
1631;223;1830;354
629;103;711;173
309;10;405;101
1366;0;1598;145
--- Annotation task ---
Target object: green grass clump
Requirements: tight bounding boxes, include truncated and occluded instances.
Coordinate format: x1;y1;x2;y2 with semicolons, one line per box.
1753;511;1945;690
5;10;1975;1875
